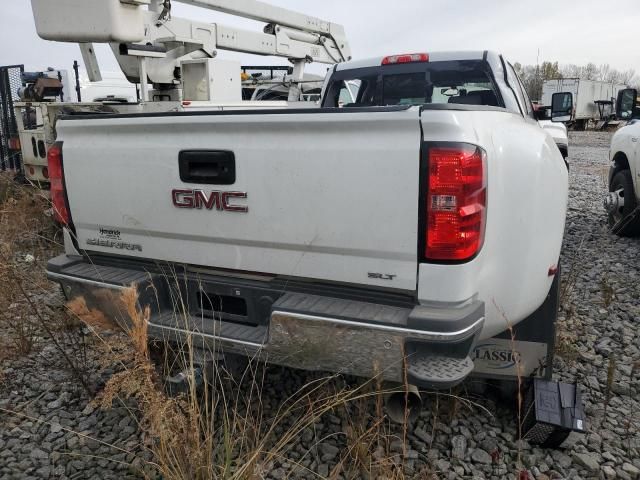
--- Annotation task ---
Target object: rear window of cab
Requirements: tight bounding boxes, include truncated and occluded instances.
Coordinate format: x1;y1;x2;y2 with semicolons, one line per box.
322;60;502;109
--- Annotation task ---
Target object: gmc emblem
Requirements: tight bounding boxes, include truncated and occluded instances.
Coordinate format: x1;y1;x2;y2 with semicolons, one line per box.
172;189;248;213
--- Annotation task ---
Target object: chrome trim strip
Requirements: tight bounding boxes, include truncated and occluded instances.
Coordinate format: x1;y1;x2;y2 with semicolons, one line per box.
271;311;484;342
48;270;482;347
47;271;129;291
147;321;265;349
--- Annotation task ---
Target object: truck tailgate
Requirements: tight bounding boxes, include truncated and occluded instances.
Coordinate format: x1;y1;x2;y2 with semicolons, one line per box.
58;108;422;291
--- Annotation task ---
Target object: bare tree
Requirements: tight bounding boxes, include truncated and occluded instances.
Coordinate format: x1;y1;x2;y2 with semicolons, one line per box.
618;69;637;84
599;64;611;82
582;63;599;80
517;60;640;97
561;64;581;78
513;61;563;101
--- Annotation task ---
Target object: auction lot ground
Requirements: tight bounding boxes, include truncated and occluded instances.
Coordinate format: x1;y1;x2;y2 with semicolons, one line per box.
0;131;638;479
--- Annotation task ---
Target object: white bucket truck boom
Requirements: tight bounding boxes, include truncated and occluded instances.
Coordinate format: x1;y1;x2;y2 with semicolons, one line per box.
30;0;351;102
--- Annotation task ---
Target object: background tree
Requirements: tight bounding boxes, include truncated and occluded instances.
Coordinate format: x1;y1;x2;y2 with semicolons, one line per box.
513;61;562;101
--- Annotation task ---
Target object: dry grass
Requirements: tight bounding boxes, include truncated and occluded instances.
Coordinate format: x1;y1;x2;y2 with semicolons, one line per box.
66;296;120;332
65;284;421;480
0;173;59;355
555;242;585;363
492;299;528;476
0;174;95;393
554;330;579;362
0;175;417;479
604;354;616;414
599;274;615;308
0;173;504;479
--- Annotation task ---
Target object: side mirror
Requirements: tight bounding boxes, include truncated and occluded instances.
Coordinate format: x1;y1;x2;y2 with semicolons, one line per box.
551;92;573;122
615;88;637;120
534;106;550;121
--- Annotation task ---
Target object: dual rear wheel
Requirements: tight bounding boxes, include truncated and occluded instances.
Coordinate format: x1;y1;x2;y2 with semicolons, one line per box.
606;169;640;237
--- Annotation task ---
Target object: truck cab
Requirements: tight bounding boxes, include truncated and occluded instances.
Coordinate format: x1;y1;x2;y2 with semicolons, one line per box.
323;59;571;167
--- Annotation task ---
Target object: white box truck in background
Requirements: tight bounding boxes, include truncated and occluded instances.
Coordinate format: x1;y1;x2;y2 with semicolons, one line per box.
542;79;627;130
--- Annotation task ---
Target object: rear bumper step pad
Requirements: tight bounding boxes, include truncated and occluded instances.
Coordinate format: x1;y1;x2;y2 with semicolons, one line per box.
407;354;475;390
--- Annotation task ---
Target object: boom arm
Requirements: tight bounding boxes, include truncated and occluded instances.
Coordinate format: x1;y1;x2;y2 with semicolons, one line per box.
174;0;350;62
30;0;351;94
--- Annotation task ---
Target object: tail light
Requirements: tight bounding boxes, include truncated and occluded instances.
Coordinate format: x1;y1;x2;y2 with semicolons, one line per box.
47;142;71;225
8;136;20;150
382;53;429;65
425;144;487;261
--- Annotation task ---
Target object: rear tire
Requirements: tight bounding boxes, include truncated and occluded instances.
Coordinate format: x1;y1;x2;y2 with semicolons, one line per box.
608;169;640;237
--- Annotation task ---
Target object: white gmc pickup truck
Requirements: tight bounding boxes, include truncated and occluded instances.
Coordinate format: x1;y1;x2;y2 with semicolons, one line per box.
47;51;569;390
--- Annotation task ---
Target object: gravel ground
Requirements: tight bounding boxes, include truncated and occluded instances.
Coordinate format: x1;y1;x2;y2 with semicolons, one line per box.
1;131;639;479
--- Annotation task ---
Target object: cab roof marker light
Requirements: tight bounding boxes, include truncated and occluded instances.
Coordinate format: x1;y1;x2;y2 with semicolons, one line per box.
382;53;429;65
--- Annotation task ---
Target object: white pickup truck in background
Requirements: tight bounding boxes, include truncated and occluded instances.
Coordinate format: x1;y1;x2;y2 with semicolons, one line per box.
605;88;640;236
539;119;569;162
46;50;570;391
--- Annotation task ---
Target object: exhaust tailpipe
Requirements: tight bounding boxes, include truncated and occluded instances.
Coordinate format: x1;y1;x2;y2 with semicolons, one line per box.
165;367;203;397
385;384;422;424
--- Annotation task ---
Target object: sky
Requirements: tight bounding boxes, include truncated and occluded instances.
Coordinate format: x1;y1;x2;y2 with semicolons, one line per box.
1;0;639;79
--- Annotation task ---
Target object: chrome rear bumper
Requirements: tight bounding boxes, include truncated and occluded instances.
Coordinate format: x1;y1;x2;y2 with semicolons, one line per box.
48;254;484;388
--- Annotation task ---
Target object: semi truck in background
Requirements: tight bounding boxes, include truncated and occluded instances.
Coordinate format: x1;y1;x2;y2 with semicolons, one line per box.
542;78;627;130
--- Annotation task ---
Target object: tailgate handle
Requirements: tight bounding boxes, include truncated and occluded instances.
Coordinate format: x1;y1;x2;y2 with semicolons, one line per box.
179;150;236;185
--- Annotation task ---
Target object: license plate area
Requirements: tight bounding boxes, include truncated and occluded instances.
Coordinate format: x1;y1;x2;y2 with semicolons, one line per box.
196;290;250;325
178;276;281;328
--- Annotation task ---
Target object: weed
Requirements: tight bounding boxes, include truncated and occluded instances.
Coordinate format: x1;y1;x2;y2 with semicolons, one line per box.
555;240;587;363
492;299;526;475
624;361;640;449
599;274;615;308
0;173;524;478
604;354;616;415
67;284;416;479
0;175;94;392
75;283;486;479
0;177;53;355
554;330;580;362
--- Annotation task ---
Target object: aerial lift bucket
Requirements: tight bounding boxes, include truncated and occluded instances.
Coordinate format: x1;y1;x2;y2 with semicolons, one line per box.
30;0;150;43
